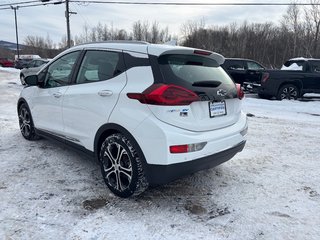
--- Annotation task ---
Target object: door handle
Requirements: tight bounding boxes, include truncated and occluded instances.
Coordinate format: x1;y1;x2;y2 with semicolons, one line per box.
98;90;113;97
53;92;62;98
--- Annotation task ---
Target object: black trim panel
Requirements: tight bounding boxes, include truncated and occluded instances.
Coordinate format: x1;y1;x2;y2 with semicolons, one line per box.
123;51;150;70
146;141;246;186
35;128;95;159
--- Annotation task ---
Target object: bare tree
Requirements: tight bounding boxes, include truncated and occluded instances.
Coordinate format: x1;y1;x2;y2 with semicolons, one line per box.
151;21;160;43
309;0;320;54
23;35;60;58
282;0;301;56
133;21;144;41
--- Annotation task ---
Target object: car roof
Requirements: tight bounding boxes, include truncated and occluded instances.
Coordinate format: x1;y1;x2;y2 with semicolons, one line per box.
65;41;225;65
288;57;320;62
224;58;258;62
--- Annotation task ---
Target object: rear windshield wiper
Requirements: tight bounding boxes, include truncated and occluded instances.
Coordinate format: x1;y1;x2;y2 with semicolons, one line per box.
192;81;221;88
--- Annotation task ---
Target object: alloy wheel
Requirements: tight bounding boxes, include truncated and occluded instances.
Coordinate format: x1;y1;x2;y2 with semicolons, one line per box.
102;142;133;192
19;107;31;137
280;86;298;100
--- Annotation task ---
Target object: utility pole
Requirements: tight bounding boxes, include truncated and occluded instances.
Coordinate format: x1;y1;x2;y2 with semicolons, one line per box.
65;0;71;48
65;0;77;48
11;6;19;59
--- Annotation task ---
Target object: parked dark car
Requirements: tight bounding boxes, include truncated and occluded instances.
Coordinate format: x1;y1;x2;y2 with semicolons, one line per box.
222;58;265;85
244;58;320;100
20;59;49;85
0;58;14;67
14;59;33;69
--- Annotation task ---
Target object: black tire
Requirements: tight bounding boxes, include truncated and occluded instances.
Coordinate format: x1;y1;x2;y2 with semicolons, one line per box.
277;84;299;100
18;103;39;140
99;133;149;198
20;74;26;85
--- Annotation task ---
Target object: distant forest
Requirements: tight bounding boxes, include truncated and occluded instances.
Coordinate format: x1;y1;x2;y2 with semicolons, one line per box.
181;0;320;68
3;0;320;68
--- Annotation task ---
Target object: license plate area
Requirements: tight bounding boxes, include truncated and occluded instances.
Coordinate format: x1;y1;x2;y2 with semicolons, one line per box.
209;101;227;118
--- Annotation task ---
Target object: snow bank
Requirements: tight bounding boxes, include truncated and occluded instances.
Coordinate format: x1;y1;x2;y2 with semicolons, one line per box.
243;97;320;122
0;67;20;74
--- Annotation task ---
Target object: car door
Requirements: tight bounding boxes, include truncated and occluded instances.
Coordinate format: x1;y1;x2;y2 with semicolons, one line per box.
303;61;320;93
31;51;81;136
223;60;246;84
246;61;265;83
62;49;127;150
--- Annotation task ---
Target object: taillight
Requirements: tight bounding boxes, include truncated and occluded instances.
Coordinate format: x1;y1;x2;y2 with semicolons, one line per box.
170;142;207;154
193;49;212;56
127;84;200;106
261;72;270;83
236;84;245;100
170;145;188;154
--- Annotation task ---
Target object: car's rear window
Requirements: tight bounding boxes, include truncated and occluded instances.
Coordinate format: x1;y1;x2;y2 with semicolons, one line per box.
158;54;234;86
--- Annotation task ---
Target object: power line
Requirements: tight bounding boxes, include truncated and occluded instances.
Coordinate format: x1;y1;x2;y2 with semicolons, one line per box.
0;1;64;10
1;0;319;10
0;1;39;7
72;2;94;29
69;1;320;6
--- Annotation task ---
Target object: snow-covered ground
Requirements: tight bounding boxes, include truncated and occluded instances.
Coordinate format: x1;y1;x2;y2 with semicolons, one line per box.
0;67;319;240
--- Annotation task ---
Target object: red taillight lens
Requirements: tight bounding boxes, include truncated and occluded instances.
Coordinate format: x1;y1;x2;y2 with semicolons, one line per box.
127;84;200;106
193;49;212;56
236;84;244;100
261;72;270;83
170;142;207;154
170;145;188;154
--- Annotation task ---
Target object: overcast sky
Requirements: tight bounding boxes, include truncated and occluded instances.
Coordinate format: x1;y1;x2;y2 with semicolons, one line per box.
0;0;291;45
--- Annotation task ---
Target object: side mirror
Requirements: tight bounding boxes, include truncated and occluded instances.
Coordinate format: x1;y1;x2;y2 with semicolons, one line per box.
24;75;38;86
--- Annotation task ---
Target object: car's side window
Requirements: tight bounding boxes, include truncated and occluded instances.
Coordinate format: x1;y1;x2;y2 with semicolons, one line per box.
247;61;264;70
28;60;36;68
76;50;122;84
227;60;244;70
43;51;80;88
34;60;43;67
310;61;320;72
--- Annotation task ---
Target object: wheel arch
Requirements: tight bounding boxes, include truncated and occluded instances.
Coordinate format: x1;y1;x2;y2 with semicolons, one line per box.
17;98;39;140
94;123;148;168
278;81;302;96
17;97;28;114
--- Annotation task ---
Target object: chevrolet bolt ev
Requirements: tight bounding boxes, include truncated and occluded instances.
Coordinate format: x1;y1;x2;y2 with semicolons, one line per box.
17;42;248;198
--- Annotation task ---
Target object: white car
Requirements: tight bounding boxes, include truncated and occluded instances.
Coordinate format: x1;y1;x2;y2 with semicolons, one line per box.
17;41;248;198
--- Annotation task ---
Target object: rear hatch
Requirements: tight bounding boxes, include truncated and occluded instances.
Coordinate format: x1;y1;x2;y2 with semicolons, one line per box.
144;50;242;132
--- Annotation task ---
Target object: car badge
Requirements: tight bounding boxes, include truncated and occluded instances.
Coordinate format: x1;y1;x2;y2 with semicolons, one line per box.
217;89;227;96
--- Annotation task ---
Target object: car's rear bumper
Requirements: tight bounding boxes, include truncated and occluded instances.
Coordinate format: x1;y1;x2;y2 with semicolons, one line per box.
130;109;247;186
133;111;247;165
146;140;246;186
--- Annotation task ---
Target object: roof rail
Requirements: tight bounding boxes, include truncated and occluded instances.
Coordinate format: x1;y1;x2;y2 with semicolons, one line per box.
76;40;150;46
